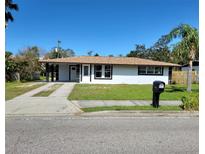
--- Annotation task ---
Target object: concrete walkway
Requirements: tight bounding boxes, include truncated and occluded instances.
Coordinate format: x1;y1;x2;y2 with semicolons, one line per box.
6;83;82;116
71;100;182;108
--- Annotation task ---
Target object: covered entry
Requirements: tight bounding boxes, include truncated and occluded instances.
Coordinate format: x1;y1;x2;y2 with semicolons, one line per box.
45;63;59;82
45;63;80;82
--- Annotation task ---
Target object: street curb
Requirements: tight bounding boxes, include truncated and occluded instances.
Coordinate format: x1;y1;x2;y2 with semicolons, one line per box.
6;111;199;118
78;111;199;117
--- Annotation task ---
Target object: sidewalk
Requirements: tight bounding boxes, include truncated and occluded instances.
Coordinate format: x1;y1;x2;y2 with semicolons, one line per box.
71;100;182;108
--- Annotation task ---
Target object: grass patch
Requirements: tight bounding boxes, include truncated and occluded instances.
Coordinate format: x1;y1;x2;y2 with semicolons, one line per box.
33;84;63;97
68;84;199;100
6;82;46;100
82;105;182;112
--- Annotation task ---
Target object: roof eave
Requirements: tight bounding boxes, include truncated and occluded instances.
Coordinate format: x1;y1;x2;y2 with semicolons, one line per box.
39;60;181;67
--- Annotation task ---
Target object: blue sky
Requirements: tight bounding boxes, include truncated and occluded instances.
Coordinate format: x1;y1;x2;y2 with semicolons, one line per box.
6;0;199;56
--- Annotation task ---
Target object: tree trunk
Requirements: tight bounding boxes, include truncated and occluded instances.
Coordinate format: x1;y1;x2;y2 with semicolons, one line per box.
187;60;192;92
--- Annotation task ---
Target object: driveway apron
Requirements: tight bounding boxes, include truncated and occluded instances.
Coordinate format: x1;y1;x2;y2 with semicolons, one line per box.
6;83;82;116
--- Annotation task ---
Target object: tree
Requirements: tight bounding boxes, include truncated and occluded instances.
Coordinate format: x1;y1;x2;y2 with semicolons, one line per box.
5;0;19;27
16;46;42;80
44;47;75;59
171;44;189;65
157;24;199;91
6;47;47;81
94;53;99;56
87;51;94;56
19;46;40;58
149;45;171;62
5;51;17;81
127;44;171;62
108;54;114;57
127;44;148;58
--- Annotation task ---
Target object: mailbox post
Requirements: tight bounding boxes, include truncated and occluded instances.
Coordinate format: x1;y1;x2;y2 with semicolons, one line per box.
152;81;165;108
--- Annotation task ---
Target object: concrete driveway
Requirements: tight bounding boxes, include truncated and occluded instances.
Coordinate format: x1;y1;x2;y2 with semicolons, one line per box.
6;83;82;116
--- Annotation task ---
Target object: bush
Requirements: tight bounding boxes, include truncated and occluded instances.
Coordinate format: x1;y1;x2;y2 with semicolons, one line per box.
180;93;199;111
171;80;176;84
192;81;199;84
6;47;42;81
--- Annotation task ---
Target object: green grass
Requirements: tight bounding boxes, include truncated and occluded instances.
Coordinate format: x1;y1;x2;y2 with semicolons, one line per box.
33;84;63;97
82;105;182;112
6;82;46;100
40;75;46;81
68;84;199;100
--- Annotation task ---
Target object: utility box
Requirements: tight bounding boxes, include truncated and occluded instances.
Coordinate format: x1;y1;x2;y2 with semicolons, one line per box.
152;81;165;108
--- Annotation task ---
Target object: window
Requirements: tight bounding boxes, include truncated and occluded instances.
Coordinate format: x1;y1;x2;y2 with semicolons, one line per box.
138;66;163;75
138;66;146;74
94;65;112;79
147;67;155;74
155;67;162;74
94;65;102;78
84;66;89;76
105;65;111;78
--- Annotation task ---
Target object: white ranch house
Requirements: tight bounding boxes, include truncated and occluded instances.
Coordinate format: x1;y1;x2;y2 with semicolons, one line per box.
39;56;180;84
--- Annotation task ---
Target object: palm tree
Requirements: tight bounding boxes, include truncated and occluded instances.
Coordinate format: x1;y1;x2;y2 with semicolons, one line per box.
5;0;19;27
160;24;199;91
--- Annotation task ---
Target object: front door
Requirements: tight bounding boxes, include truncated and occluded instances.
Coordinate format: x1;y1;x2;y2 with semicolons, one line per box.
70;66;77;81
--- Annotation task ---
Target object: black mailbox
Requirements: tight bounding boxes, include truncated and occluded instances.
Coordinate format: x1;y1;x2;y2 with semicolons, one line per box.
152;81;165;108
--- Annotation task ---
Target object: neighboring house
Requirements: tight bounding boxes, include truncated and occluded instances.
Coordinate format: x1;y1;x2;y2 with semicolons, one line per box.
181;60;199;72
39;56;180;84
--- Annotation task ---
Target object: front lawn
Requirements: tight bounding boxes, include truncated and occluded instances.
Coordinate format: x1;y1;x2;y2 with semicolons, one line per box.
6;82;46;100
68;84;199;100
82;105;182;112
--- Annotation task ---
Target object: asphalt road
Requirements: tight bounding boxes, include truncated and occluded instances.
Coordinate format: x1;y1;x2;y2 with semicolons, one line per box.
6;116;199;154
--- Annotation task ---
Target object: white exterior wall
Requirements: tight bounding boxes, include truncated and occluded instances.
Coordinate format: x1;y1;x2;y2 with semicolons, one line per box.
80;64;169;84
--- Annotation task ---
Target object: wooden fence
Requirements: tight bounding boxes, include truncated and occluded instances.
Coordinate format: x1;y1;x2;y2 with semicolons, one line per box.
172;71;199;84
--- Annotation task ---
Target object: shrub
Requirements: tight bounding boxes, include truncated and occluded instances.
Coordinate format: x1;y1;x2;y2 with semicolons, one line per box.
5;51;18;81
192;81;199;84
171;80;176;84
180;93;199;111
6;47;42;81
